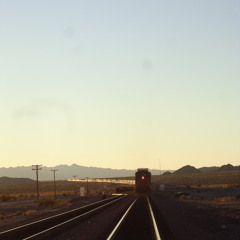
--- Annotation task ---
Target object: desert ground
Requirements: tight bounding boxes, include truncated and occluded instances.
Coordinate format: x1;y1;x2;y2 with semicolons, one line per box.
0;171;239;239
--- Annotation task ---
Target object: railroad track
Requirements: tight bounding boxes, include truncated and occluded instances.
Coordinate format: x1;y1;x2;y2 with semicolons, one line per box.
0;195;126;240
106;195;161;240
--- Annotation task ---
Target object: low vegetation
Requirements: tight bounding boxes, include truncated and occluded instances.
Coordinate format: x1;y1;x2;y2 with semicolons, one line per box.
0;170;239;202
37;198;63;208
214;196;237;202
0;212;6;219
153;170;240;186
0;194;17;202
0;180;115;202
24;209;37;216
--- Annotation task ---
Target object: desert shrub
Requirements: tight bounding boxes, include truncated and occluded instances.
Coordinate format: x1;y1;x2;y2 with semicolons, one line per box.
17;194;23;200
175;192;189;200
37;198;62;208
15;211;23;216
17;194;29;200
62;192;69;197
214;196;236;202
11;195;17;201
0;212;6;219
0;194;17;202
24;210;37;216
62;192;74;197
0;195;11;202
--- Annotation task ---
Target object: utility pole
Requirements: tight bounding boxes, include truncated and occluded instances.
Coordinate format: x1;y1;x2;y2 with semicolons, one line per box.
159;159;161;176
32;165;42;201
95;178;98;194
85;177;89;196
72;175;77;196
51;169;58;200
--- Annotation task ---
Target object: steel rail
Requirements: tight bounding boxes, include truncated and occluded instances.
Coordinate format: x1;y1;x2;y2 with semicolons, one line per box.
147;196;161;240
106;195;161;240
106;197;138;240
23;196;125;240
0;195;124;240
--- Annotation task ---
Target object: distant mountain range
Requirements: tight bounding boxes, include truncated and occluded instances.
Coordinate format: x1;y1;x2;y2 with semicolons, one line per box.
0;164;239;181
173;164;240;175
0;164;163;181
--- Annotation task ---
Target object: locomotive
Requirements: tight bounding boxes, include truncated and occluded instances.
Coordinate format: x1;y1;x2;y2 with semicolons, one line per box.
135;168;151;194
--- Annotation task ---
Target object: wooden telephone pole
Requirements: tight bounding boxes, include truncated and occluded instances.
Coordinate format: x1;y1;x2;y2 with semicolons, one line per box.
32;165;42;201
51;169;58;199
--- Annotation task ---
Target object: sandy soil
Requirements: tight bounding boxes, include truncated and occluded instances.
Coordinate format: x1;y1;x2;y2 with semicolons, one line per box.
152;183;240;240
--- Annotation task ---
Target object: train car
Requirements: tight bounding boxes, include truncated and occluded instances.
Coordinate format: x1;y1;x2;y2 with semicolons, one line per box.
116;186;135;194
135;168;151;194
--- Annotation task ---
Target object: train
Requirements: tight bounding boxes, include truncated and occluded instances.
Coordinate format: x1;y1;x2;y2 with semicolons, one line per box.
116;186;135;194
135;168;151;194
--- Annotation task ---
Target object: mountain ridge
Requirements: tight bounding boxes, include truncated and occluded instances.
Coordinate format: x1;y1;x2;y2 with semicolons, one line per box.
0;164;166;181
0;164;239;181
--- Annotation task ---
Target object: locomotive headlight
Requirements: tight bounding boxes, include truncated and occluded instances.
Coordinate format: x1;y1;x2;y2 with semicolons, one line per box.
141;176;144;180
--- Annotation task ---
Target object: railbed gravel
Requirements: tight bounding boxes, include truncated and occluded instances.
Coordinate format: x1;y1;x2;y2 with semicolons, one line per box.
0;195;110;232
44;195;135;240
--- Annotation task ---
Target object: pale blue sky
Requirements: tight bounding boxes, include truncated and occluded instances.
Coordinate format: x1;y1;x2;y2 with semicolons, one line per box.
0;0;239;170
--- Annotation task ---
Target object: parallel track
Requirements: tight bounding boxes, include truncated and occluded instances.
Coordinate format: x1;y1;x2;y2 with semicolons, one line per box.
0;195;125;240
106;195;161;240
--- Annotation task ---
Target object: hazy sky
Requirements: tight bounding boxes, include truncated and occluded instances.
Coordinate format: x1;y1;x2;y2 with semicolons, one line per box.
0;0;239;170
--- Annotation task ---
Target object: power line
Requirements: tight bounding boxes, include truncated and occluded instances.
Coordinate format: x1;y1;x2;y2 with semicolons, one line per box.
32;164;42;201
